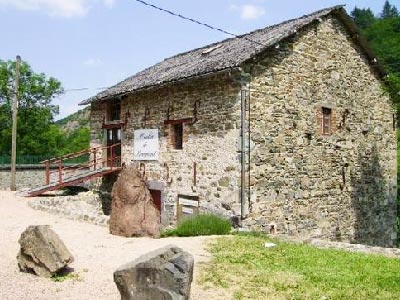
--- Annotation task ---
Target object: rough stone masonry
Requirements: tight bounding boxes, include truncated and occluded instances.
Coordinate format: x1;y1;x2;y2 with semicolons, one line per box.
89;11;396;247
245;16;397;247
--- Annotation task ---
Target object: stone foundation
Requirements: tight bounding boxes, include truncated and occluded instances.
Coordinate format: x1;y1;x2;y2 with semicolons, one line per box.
0;169;46;191
28;191;109;226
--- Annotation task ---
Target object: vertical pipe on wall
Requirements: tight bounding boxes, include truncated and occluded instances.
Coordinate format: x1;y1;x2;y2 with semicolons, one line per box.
248;75;252;215
193;162;197;186
240;88;247;219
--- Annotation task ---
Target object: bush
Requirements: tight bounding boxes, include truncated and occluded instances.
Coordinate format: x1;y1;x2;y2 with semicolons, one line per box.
161;214;231;237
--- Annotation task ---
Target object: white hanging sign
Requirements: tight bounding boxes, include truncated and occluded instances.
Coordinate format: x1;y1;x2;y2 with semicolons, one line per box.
134;129;159;161
178;198;199;207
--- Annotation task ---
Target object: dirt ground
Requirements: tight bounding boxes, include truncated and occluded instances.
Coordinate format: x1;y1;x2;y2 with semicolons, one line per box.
0;191;226;300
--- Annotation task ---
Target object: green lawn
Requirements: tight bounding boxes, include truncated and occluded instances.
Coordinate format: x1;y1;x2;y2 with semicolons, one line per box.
200;234;400;300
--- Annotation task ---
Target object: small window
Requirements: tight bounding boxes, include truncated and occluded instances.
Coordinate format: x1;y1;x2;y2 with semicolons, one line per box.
322;107;332;135
107;100;121;121
171;123;183;150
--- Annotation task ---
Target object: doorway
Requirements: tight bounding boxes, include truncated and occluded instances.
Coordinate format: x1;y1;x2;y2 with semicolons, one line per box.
106;127;121;167
149;189;162;213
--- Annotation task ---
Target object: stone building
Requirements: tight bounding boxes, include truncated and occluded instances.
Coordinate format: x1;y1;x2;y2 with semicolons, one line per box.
80;6;397;247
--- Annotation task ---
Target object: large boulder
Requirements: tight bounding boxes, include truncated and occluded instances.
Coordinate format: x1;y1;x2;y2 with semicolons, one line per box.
114;245;194;300
17;225;74;278
110;166;160;238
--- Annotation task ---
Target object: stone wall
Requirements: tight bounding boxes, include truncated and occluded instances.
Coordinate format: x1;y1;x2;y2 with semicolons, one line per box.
0;169;46;191
90;74;243;225
28;191;109;226
89;15;397;246
245;16;397;246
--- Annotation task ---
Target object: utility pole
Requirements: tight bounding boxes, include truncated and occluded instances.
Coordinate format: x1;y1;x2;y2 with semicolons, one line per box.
10;55;21;191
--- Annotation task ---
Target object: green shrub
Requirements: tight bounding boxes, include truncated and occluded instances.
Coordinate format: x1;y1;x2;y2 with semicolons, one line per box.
161;214;231;237
51;271;81;282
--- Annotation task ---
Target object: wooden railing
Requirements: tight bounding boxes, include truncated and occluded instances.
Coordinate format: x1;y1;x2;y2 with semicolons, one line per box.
40;143;121;186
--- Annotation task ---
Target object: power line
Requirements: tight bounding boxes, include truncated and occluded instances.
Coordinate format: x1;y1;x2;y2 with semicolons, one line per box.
63;88;89;92
59;1;399;93
62;87;109;93
132;0;265;47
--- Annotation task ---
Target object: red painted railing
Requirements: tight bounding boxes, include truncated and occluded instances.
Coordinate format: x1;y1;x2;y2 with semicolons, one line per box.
40;143;121;186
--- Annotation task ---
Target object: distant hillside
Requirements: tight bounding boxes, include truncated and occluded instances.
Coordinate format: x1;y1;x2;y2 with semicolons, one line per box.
56;107;90;134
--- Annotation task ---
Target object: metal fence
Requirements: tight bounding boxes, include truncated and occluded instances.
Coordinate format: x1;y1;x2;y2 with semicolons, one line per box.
0;154;90;166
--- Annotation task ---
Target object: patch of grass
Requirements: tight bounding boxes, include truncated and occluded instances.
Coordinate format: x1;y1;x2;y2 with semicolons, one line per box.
51;271;81;282
161;214;231;237
199;235;400;300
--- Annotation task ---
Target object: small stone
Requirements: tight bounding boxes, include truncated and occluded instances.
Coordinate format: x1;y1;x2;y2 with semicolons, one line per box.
221;202;232;211
218;177;230;188
264;242;277;248
17;225;74;278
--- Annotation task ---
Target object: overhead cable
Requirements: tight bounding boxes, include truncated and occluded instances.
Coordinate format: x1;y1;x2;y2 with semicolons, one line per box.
132;0;265;47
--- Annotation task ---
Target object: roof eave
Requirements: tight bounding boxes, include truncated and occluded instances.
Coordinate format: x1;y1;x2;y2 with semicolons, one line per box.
79;66;241;105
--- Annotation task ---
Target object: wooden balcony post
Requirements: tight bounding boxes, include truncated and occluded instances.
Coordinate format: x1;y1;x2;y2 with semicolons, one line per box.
93;148;97;170
110;145;114;170
45;161;50;185
58;160;63;184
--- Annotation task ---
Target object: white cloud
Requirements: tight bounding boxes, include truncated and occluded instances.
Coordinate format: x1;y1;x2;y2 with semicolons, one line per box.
0;0;115;17
230;4;266;20
103;0;115;8
83;58;103;66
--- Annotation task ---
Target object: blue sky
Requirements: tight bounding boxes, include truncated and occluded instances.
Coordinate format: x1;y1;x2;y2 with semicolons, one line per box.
0;0;398;120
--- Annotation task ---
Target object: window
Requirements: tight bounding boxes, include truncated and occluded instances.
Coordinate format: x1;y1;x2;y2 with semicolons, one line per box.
171;123;183;150
107;100;121;121
322;107;332;135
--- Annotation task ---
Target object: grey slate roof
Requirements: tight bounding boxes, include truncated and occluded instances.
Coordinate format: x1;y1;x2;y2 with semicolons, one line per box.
80;5;378;105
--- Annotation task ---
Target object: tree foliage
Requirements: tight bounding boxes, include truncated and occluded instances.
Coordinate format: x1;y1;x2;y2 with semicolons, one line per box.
381;0;399;19
62;127;90;154
351;7;376;30
352;1;400;111
0;59;90;159
0;59;67;156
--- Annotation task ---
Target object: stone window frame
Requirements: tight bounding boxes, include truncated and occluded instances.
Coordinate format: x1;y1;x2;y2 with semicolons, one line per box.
317;105;335;136
322;107;332;135
171;123;183;150
164;118;191;150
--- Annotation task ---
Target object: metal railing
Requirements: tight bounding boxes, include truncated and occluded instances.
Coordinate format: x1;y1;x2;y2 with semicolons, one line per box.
40;143;121;186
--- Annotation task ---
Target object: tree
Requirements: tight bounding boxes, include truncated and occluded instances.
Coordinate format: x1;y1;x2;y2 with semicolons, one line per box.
381;0;399;19
351;7;376;30
0;59;64;156
363;15;400;109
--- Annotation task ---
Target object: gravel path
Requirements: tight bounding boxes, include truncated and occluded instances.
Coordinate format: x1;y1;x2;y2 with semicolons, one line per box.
0;191;219;300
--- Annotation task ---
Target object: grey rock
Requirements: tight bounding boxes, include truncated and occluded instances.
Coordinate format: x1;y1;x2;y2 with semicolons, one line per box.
17;225;74;277
114;245;194;300
229;215;241;228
